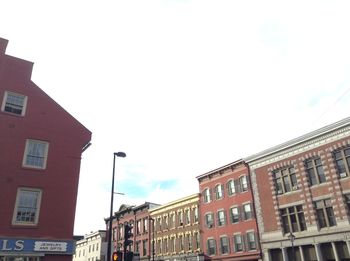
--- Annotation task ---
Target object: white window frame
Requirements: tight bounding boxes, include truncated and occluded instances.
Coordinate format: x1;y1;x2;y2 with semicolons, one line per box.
12;187;42;225
22;139;49;169
1;91;28;116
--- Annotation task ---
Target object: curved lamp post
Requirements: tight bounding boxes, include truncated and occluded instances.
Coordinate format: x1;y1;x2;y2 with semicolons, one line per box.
107;152;126;261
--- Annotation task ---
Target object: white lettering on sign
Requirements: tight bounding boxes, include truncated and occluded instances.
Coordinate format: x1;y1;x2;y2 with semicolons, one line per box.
34;241;67;252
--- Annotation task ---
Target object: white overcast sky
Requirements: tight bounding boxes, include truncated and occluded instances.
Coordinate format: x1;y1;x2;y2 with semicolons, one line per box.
1;0;350;235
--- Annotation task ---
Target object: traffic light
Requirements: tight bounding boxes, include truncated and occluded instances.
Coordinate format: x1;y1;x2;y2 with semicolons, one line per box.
112;251;123;261
123;224;133;250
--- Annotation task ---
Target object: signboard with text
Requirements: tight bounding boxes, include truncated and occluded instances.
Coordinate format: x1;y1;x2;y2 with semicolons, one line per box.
0;238;74;255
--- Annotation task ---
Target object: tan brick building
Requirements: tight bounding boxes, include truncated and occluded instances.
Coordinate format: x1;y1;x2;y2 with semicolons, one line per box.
149;194;203;261
245;117;350;261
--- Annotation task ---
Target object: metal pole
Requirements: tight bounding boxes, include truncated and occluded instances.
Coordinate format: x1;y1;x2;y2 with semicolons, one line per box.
107;154;117;261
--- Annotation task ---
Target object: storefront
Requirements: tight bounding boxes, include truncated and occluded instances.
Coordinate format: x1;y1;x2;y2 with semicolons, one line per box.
0;238;74;261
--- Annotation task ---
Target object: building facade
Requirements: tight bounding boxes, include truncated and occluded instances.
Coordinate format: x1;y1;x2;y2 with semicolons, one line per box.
73;231;107;261
106;202;160;261
245;117;350;261
149;194;203;261
197;160;261;261
0;37;92;261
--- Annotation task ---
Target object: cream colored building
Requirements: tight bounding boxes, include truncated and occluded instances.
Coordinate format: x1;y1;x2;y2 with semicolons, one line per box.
73;231;107;261
149;193;204;261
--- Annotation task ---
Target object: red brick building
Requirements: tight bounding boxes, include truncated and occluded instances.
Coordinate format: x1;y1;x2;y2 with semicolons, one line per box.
106;202;160;261
0;37;91;261
245;117;350;261
197;160;261;261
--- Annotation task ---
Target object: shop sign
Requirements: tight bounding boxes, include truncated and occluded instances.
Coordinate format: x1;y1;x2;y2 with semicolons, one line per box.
0;238;73;255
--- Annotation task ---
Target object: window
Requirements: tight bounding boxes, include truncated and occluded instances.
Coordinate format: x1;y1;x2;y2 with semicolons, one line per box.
142;240;147;256
217;210;226;226
243;203;253;220
143;218;148;233
215;184;224;199
280;205;306;233
315;199;336;228
207;239;216;256
170;213;175;228
136;220;141;234
227;179;235;195
273;166;297;194
205;213;214;228
230;207;240;223
194;207;199;223
163;238;168;253
345;194;350;214
194;231;200;249
305;157;326;186
186;234;192;251
240;176;248;192
23;139;49;169
246;232;257;250
334;148;350;178
169;237;175;252
185;209;190;224
179;235;184;251
220;236;229;254
135;241;140;253
178;211;183;226
1;91;28;116
233;234;243;252
203;188;211;203
13;188;42;225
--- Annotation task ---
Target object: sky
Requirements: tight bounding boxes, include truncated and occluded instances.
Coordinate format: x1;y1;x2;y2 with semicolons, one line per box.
1;0;350;235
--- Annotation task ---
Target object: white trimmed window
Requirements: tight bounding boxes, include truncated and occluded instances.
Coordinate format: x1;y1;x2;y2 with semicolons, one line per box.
23;139;49;169
1;91;28;116
13;188;42;225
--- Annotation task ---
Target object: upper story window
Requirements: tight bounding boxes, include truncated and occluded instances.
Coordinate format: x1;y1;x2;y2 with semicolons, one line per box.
246;232;257;251
207;239;216;256
233;234;243;252
243;203;253;220
143;218;148;233
23;139;49;169
1;91;28;116
305;157;326;186
273;166;297;195
215;184;224;200
13;188;42;225
203;188;212;203
194;207;199;223
178;211;184;226
280;205;306;233
136;220;141;234
230;206;240;224
239;176;248;192
185;209;191;225
217;210;226;226
315;199;336;228
334;147;350;178
227;179;235;195
219;236;229;255
205;213;214;228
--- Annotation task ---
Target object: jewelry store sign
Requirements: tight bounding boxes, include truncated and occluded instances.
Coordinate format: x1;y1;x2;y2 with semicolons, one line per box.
0;238;73;255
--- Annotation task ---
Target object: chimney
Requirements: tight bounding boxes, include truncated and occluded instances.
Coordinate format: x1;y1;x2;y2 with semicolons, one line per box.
0;38;9;54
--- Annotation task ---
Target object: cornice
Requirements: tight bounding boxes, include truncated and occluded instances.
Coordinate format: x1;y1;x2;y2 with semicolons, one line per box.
245;118;350;169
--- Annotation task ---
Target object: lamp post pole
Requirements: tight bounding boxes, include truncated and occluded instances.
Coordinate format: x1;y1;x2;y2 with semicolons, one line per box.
107;152;126;261
288;232;295;261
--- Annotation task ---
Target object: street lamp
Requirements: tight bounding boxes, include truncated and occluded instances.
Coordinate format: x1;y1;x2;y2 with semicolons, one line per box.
149;217;155;261
107;152;126;261
288;232;295;261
